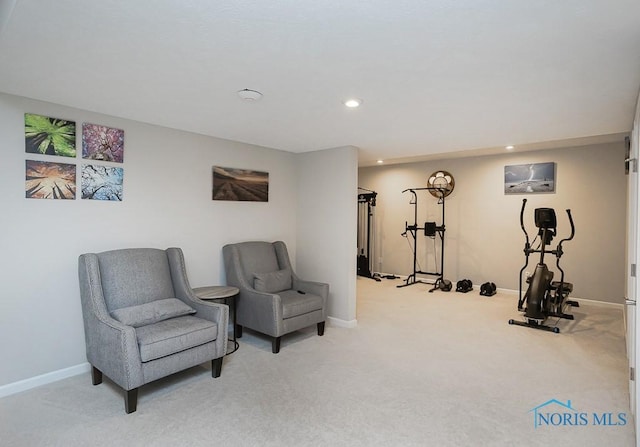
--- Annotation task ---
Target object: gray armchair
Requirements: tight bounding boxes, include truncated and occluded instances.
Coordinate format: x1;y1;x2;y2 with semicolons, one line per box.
78;247;228;413
223;241;328;353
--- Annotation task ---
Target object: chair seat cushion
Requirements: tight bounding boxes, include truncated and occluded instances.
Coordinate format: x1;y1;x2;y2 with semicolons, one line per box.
111;298;196;328
136;315;218;362
279;290;324;319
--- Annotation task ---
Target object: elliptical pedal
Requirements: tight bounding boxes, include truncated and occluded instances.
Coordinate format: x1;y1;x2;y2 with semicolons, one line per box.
508;318;560;333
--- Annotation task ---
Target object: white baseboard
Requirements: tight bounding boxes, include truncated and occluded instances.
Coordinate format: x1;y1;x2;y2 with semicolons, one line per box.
571;297;624;309
0;362;90;399
328;316;358;328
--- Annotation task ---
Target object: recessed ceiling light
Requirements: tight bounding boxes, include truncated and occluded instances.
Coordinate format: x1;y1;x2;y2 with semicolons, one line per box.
237;89;263;101
505;145;515;150
376;159;384;164
344;98;362;108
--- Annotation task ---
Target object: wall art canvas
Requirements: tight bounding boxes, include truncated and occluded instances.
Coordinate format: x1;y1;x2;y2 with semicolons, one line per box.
82;123;124;162
24;113;76;158
25;160;76;199
212;166;269;202
81;164;124;201
504;162;555;194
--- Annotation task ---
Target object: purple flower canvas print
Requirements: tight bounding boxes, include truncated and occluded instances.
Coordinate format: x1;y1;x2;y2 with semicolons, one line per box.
82;123;124;163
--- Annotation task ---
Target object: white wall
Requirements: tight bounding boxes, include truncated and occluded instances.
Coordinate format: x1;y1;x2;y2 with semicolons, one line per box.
0;92;305;388
295;146;358;325
359;142;627;303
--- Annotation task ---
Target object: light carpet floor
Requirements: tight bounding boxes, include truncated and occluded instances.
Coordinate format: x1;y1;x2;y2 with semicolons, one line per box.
0;278;635;446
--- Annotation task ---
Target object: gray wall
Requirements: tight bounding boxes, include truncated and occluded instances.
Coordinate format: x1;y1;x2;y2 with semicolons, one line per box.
358;142;627;303
296;146;358;325
0;92;357;389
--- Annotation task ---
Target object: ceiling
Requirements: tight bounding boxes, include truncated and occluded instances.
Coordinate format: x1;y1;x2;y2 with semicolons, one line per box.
1;1;639;166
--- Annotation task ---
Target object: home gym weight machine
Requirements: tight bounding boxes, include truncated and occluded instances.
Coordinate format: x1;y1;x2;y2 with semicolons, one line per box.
397;186;447;292
357;187;381;281
508;198;578;333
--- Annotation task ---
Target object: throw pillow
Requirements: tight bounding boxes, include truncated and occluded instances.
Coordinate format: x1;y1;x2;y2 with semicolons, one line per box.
254;269;292;293
111;298;196;327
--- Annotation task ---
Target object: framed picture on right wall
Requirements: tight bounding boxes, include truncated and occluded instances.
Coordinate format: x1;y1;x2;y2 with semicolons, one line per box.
504;162;555;194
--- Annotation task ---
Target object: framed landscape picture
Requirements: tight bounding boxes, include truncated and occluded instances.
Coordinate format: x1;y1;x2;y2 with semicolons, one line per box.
212;166;269;202
504;162;555;194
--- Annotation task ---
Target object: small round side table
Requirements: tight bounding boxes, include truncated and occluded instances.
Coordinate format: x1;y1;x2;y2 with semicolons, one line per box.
193;285;239;355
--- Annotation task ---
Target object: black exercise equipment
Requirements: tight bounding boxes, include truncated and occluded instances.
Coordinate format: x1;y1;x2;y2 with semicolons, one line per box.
357;187;381;281
456;279;473;293
508;198;578;333
397;186;447;292
439;279;452;291
480;282;497;297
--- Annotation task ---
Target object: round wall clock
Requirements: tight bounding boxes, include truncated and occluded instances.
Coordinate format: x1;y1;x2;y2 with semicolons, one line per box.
427;170;455;198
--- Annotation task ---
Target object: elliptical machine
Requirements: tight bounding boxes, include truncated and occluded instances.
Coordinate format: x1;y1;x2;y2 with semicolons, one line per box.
508;199;577;333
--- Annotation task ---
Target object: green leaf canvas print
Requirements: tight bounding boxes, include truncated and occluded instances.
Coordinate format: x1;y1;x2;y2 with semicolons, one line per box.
25;113;76;157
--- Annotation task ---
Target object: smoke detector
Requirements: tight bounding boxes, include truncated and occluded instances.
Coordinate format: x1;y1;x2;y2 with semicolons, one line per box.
237;89;263;101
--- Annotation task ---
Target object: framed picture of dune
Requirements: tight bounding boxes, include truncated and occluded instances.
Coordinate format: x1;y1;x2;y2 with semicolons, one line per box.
212;166;269;202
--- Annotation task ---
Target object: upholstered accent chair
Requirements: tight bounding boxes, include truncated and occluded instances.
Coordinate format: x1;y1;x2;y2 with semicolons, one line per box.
78;247;228;413
223;241;328;353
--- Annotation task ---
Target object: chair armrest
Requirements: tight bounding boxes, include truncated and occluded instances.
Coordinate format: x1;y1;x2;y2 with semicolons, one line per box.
166;247;229;356
180;288;229;356
236;288;283;336
88;313;144;390
181;290;229;322
292;279;329;321
78;253;144;390
292;279;329;299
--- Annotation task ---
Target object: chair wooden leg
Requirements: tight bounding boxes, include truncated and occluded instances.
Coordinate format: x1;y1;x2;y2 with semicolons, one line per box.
236;324;243;338
212;357;223;378
272;336;281;354
125;388;138;414
91;366;103;385
317;321;325;336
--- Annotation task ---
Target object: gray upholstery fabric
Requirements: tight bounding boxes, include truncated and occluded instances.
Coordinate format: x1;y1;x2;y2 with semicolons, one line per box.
254;269;292;293
96;248;176;312
222;240;329;340
111;298;196;327
78;247;228;392
278;290;324;319
136;316;217;362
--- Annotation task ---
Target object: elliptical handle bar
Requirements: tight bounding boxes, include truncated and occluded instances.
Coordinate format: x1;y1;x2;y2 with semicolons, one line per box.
517;199;530;310
558;209;575;246
565;209;575;241
520;199;529;244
